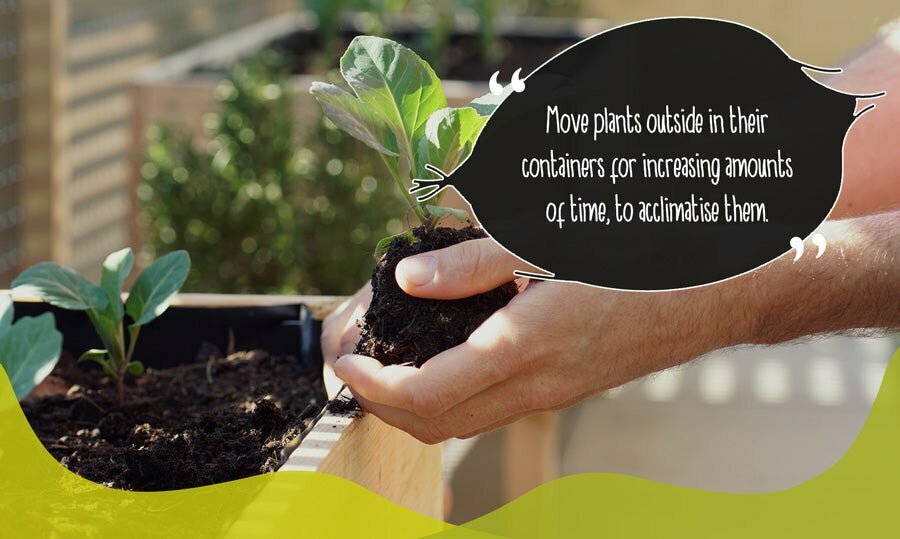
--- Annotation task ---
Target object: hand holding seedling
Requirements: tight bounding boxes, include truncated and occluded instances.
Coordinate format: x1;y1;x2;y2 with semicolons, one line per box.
332;210;898;443
324;28;899;442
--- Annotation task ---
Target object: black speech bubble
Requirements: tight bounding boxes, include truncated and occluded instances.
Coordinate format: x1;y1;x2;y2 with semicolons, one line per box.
418;18;876;291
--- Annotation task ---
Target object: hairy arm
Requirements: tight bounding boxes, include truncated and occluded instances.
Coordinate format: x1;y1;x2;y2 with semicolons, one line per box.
740;209;900;345
335;209;899;443
326;25;900;442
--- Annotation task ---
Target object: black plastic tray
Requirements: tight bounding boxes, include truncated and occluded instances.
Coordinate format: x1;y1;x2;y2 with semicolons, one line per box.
13;301;324;371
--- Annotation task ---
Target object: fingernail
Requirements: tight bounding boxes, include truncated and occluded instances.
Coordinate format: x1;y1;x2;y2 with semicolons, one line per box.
398;255;436;286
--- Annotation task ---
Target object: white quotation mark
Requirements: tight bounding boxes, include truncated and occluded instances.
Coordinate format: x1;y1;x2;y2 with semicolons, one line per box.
790;233;827;262
489;68;526;96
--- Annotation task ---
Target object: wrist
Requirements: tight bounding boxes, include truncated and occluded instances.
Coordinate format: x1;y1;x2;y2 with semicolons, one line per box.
719;211;899;346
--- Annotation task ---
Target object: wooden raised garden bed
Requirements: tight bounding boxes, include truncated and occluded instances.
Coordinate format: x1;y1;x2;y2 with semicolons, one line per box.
12;292;443;519
129;10;608;154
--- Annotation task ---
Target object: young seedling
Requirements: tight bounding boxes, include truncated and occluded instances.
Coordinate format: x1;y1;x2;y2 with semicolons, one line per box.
310;35;518;367
0;294;63;401
13;249;190;403
310;35;495;255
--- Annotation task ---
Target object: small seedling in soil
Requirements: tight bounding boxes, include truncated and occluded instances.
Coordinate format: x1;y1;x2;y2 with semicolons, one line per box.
13;249;190;402
0;294;63;400
311;36;517;366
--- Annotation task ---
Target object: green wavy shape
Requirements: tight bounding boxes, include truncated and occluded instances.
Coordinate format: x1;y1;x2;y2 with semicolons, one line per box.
2;348;898;538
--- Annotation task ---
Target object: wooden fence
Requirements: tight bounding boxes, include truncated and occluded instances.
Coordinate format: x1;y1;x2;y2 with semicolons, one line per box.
2;0;292;286
0;0;21;286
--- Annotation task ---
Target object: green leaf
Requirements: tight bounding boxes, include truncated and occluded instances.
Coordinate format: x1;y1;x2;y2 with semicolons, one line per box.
12;262;108;311
85;309;124;367
0;313;62;400
425;205;470;223
415;107;487;178
100;247;134;323
374;230;419;259
127;361;144;376
125;251;190;327
78;349;116;377
78;348;108;362
0;293;12;336
339;36;448;165
468;90;505;117
310;81;399;157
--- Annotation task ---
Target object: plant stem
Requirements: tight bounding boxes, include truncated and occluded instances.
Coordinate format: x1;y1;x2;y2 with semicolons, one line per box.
116;377;125;405
116;322;126;369
125;326;141;364
110;325;141;406
379;154;428;224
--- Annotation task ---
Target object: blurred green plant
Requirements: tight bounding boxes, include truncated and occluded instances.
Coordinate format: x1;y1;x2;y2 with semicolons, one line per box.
303;0;502;75
507;0;581;17
140;51;407;295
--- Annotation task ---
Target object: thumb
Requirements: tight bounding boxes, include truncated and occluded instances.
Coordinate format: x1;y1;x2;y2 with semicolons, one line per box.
396;238;531;299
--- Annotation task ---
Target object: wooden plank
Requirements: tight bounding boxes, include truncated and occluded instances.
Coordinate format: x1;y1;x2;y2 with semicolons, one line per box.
502;411;560;502
67;124;129;172
6;289;446;516
69;226;129;276
283;391;444;519
278;297;444;519
168;293;348;320
67;21;158;65
132;12;315;84
67;93;130;142
19;0;70;266
317;414;443;519
0;5;21;285
8;291;349;321
66;52;157;104
70;190;128;241
71;159;129;203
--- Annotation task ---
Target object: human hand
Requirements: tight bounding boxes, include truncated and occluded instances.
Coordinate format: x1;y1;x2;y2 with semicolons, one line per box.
333;239;736;443
320;282;371;398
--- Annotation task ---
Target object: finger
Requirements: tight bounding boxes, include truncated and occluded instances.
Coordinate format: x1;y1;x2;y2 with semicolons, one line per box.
395;238;536;300
323;364;345;399
352;385;515;444
333;306;530;418
322;284;371;398
333;354;421;403
321;283;371;365
457;387;599;439
353;369;566;444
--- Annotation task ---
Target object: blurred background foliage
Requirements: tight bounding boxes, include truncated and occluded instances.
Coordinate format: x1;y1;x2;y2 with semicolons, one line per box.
304;0;581;74
140;0;583;295
140;51;407;295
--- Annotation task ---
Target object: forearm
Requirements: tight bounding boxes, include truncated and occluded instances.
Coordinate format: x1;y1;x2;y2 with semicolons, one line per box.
729;209;899;346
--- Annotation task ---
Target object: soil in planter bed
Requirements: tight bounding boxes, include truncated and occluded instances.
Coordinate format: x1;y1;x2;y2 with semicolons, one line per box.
22;351;325;491
355;225;518;367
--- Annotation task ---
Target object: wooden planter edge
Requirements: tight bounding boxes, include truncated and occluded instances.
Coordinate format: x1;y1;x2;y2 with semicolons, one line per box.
5;291;444;519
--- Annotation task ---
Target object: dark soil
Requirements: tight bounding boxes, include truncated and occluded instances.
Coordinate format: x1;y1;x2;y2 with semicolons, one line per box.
22;351;325;491
355;226;518;367
326;394;363;419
